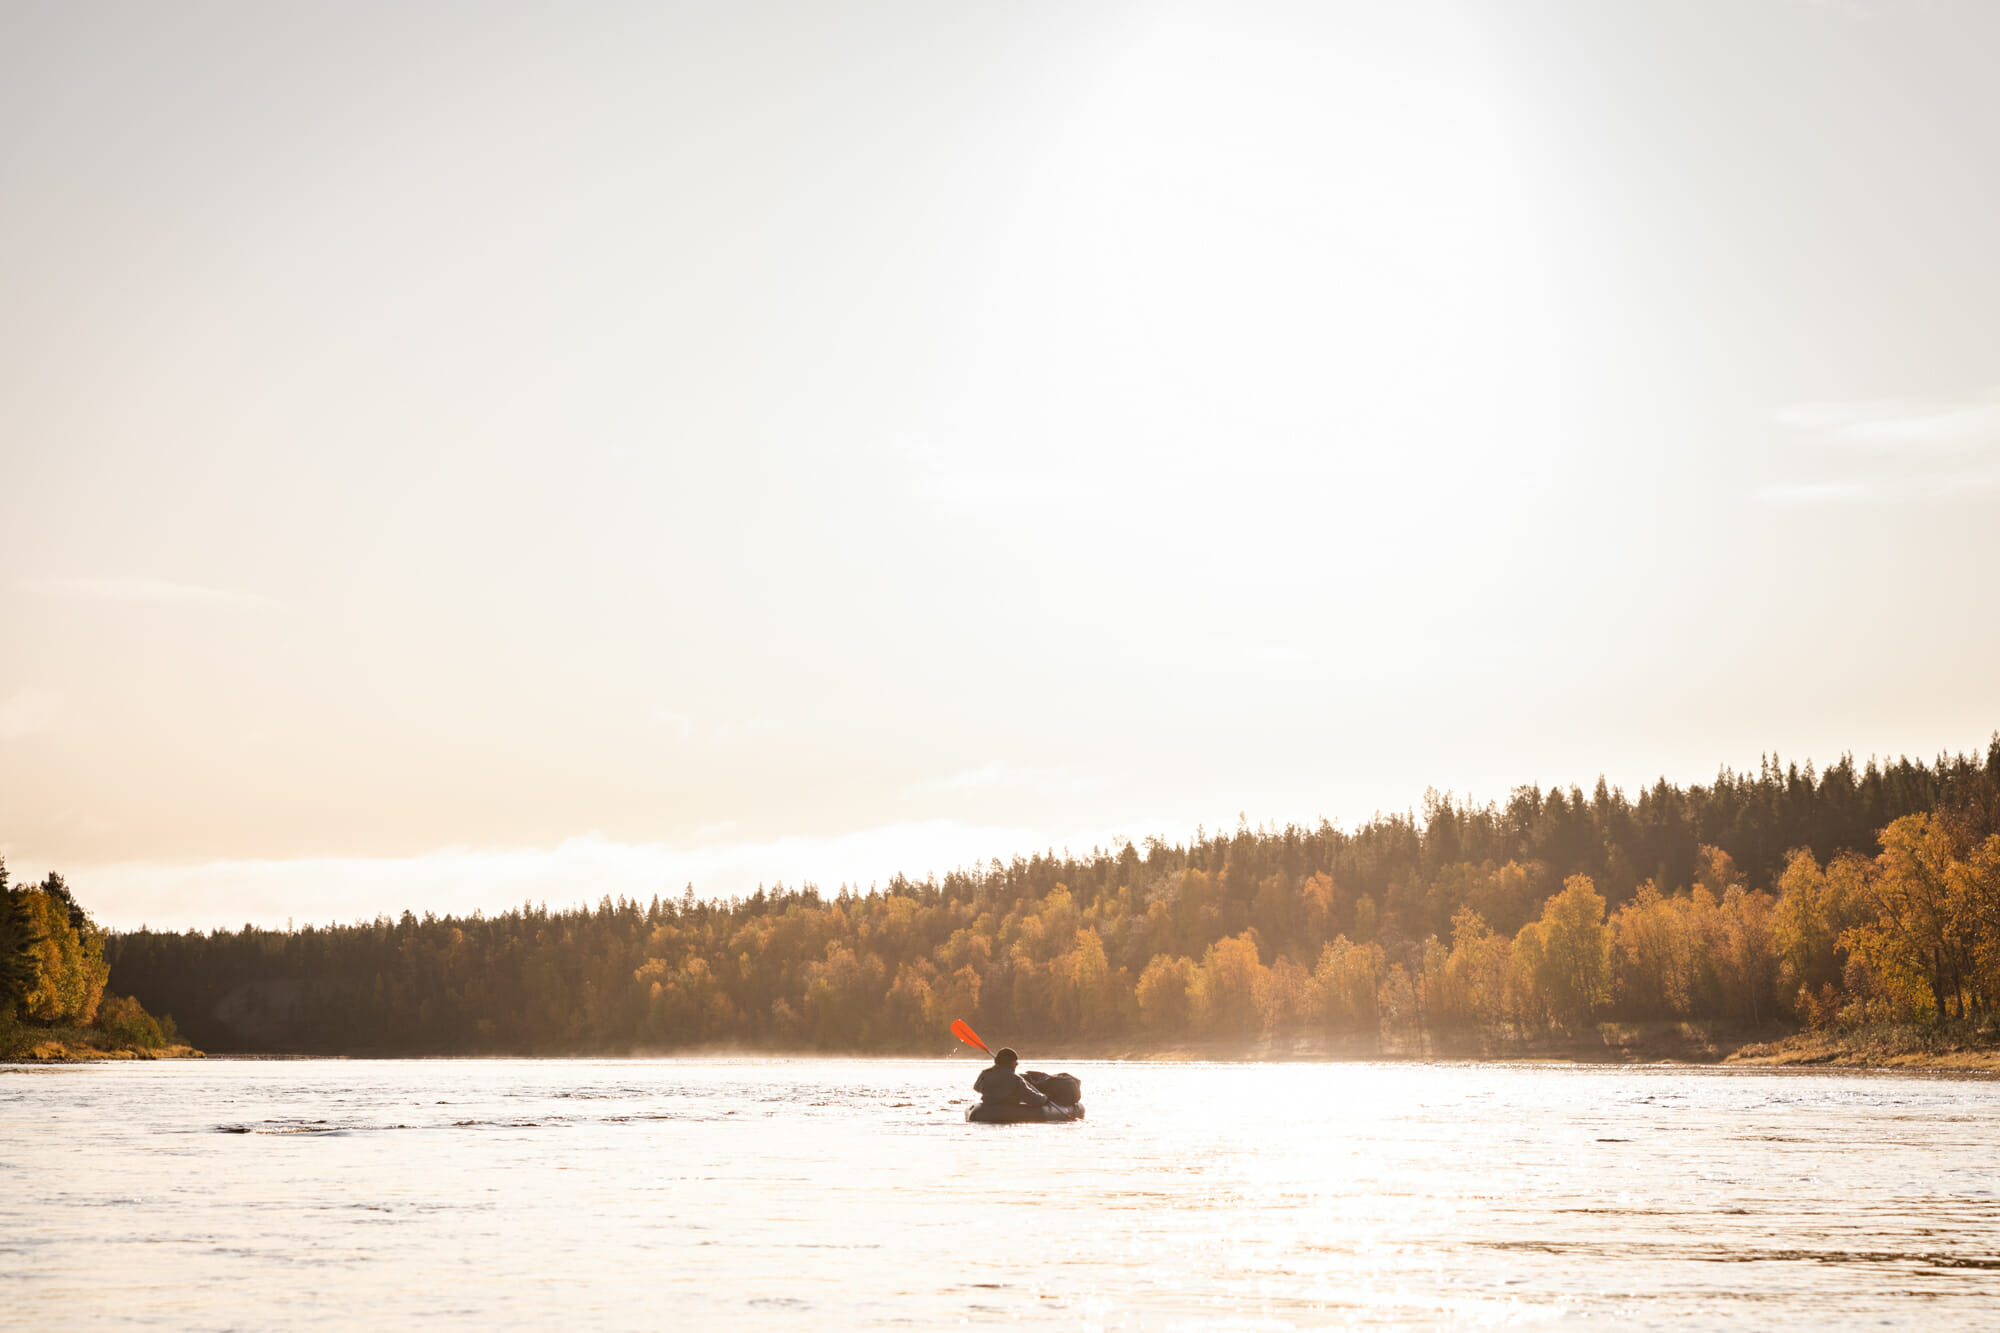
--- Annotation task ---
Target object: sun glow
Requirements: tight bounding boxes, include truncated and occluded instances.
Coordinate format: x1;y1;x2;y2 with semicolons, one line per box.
3;2;1998;924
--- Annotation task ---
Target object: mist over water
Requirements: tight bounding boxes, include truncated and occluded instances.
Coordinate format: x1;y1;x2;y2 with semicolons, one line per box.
6;1060;1998;1329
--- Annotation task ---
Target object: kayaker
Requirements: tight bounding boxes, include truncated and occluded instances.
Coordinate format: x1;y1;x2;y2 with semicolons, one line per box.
973;1047;1050;1110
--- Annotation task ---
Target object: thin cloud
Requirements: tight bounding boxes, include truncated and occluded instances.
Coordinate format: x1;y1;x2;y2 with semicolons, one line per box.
23;576;282;610
1764;389;2000;505
1756;474;1996;507
1775;390;2000;451
1754;481;1873;507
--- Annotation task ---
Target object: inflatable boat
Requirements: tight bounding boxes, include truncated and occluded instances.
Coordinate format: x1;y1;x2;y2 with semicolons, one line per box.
965;1099;1084;1123
964;1069;1084;1123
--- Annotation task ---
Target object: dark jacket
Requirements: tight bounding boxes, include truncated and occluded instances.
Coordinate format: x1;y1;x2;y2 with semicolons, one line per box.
973;1065;1048;1106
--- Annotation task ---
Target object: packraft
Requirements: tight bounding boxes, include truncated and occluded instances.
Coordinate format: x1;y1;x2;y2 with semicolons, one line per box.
966;1069;1084;1123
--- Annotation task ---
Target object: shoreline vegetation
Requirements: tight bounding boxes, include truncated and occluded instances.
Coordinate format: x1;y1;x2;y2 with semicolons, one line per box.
13;1024;1995;1071
1;1024;203;1062
10;738;2000;1073
1049;1019;2000;1072
1;864;190;1062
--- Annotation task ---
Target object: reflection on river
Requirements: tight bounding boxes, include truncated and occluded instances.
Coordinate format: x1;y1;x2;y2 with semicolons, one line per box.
5;1059;1998;1328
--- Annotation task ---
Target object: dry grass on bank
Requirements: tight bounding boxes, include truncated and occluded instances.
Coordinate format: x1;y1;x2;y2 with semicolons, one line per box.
1727;1021;2000;1072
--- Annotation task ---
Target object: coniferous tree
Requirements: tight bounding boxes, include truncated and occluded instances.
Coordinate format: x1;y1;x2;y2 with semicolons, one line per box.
0;859;47;1017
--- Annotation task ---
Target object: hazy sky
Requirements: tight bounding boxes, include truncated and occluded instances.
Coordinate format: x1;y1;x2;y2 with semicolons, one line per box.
4;0;1997;928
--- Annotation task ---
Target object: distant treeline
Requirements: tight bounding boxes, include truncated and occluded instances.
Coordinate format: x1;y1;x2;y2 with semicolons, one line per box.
102;739;2000;1054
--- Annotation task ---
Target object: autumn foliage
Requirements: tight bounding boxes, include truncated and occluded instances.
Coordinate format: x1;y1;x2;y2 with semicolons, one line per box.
0;862;181;1053
0;868;109;1027
98;740;2000;1054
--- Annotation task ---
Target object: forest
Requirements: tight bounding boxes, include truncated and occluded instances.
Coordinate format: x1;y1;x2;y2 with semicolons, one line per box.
78;739;2000;1056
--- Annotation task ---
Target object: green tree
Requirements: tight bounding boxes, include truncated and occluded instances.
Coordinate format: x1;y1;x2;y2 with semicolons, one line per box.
0;859;45;1018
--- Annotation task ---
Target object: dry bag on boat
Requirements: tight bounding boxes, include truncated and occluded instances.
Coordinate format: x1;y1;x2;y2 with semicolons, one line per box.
1022;1070;1082;1106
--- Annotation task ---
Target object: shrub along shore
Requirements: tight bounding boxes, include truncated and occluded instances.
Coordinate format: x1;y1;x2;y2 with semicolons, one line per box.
70;738;2000;1069
1;1023;202;1062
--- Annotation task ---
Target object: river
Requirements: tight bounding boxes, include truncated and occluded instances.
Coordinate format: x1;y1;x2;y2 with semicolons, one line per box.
4;1059;1997;1328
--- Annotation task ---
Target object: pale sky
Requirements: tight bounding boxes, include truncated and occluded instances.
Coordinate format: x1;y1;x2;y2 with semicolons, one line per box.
3;0;1997;929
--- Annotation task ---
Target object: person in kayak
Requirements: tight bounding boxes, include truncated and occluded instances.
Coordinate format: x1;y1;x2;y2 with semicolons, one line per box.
973;1047;1050;1110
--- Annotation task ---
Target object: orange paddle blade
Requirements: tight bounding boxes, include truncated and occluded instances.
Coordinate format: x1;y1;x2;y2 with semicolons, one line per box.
950;1020;990;1054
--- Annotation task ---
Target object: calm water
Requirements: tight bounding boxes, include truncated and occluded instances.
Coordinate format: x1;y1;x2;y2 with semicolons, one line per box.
5;1059;1999;1329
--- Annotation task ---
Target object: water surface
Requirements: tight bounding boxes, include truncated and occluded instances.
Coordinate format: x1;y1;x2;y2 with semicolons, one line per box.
5;1059;1997;1328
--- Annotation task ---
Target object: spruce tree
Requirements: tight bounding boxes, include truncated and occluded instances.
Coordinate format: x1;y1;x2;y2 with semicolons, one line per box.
0;859;46;1017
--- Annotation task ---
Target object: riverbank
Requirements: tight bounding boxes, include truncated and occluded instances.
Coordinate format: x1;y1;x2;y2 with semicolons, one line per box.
13;1023;1997;1072
1;1023;203;1062
1725;1021;2000;1072
982;1021;2000;1071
